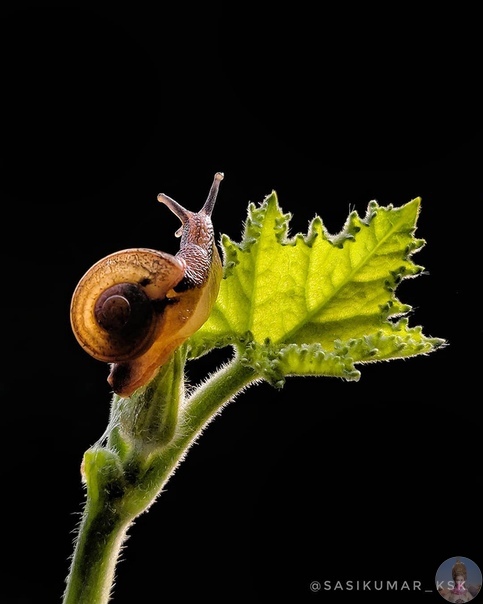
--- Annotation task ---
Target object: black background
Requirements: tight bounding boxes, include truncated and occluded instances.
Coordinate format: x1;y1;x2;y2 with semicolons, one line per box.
1;4;481;603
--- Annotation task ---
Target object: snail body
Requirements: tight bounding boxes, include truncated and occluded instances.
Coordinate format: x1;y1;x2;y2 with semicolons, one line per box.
70;172;223;396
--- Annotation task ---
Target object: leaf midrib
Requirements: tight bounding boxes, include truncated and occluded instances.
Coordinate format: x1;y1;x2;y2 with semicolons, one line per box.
276;213;409;345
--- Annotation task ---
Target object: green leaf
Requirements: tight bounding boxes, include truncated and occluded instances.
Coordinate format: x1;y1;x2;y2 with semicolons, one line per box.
188;192;446;385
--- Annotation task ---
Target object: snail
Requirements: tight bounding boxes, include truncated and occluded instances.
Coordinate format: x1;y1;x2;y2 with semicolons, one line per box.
70;172;224;397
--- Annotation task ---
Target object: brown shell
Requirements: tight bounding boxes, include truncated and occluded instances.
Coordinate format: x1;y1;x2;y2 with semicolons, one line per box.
70;248;185;362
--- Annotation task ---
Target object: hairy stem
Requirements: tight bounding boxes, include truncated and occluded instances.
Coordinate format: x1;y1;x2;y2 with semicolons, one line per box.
62;353;256;604
62;504;129;604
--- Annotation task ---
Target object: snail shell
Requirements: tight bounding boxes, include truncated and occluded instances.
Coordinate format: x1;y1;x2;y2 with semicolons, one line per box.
70;249;186;362
70;173;223;396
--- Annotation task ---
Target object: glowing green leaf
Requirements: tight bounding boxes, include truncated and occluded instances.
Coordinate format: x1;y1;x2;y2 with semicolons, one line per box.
188;192;446;385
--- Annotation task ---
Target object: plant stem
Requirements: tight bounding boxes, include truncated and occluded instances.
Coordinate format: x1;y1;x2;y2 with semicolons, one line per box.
62;354;256;604
62;503;129;604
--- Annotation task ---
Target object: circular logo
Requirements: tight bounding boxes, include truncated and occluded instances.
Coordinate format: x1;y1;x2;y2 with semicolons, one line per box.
436;556;482;602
